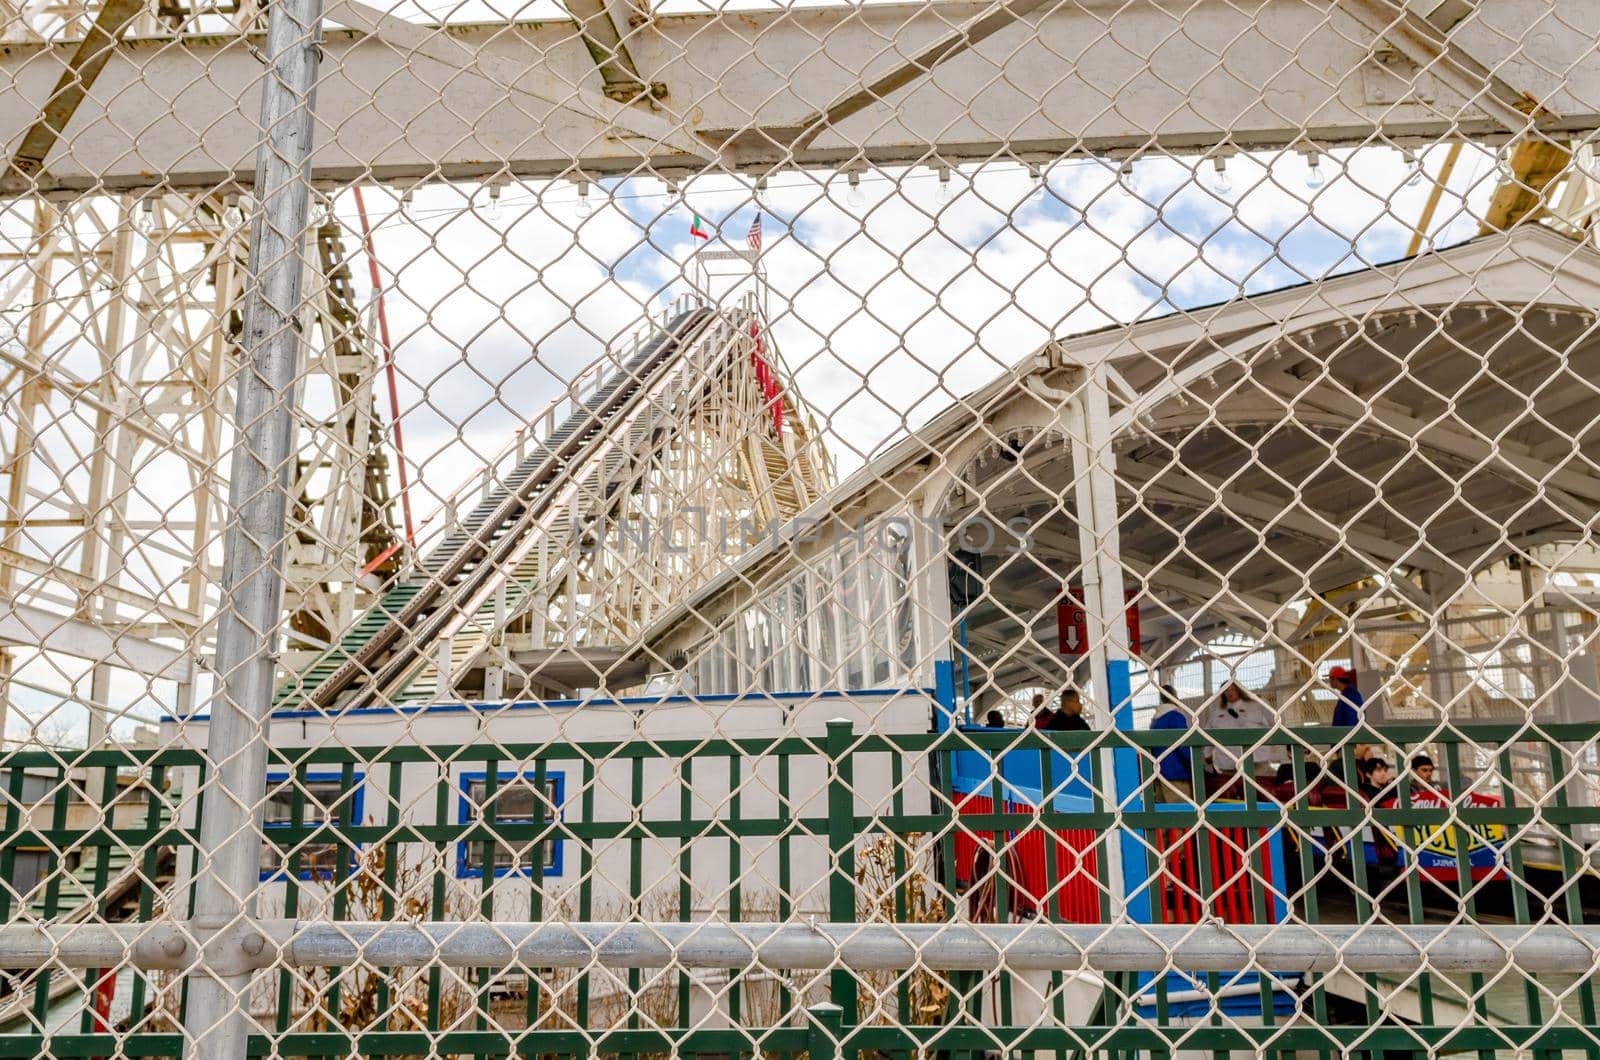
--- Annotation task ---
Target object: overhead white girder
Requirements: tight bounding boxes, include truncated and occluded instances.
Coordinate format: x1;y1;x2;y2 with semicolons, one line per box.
0;599;192;680
3;0;1597;192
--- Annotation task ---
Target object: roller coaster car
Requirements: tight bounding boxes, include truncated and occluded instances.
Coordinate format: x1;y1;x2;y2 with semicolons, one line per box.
1265;778;1509;883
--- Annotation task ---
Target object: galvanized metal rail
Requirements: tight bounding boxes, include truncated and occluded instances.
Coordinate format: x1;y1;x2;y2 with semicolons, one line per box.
2;921;1596;976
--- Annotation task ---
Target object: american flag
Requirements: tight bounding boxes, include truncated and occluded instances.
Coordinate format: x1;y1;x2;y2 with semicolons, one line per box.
746;214;763;252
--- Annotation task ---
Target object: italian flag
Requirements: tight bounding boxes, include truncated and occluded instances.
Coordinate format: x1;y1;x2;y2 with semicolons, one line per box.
690;213;711;240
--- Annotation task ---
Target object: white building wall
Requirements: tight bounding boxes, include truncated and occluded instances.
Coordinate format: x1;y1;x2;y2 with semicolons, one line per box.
161;690;935;925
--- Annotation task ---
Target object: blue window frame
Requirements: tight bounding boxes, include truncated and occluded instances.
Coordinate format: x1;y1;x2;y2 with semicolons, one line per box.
260;771;364;881
456;770;564;879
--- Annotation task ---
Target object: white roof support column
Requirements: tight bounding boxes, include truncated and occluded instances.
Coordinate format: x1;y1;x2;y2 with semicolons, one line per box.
909;487;959;727
1059;366;1142;922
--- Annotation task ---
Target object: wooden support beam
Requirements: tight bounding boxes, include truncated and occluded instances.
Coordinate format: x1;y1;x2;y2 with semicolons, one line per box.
1480;139;1574;233
0;599;193;679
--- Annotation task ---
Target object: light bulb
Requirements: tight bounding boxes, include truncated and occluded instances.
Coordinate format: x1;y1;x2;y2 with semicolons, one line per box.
1027;164;1046;203
576;181;592;218
222;200;244;230
136;200;155;234
1211;157;1233;196
1304;155;1325;190
1118;159;1137;195
1405;151;1424;187
936;166;953;204
486;183;502;221
399;188;414;221
1496;146;1516;183
846;171;865;208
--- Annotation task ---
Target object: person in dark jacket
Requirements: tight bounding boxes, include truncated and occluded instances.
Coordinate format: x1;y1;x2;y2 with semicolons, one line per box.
1358;757;1399;866
1358;757;1395;801
1050;689;1090;731
1409;754;1440;797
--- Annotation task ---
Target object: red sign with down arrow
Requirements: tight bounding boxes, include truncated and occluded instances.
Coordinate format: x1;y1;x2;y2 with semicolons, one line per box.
1057;587;1140;656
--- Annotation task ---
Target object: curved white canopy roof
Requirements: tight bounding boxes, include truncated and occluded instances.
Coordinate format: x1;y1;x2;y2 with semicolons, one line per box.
644;227;1600;691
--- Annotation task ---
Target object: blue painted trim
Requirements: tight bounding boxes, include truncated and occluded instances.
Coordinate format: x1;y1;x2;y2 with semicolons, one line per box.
946;745;1094;807
455;769;566;880
1133;972;1300;1019
1105;656;1151;924
166;687;934;724
1266;813;1288;921
957;621;971;724
932;662;956;731
260;771;365;882
1131;806;1292;1017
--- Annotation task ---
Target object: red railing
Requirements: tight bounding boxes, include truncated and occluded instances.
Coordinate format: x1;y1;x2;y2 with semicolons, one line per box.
955;795;1276;925
1151;825;1273;925
954;793;1100;922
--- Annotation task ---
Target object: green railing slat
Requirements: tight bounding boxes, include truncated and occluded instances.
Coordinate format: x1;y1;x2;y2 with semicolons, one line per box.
3;719;1596;1054
32;766;69;1025
825;718;857;1027
576;756;595;1030
528;756;548;1030
727;753;743;1024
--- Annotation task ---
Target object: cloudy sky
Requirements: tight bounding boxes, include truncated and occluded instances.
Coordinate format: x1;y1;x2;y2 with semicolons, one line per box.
347;143;1498;523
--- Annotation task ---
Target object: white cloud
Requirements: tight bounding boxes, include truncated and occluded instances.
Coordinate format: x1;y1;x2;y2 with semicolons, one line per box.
346;146;1497;488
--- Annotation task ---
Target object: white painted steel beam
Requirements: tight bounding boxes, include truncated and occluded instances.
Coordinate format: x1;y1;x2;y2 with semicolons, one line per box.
1254;368;1600;512
3;0;1595;191
4;921;1599;975
0;599;193;679
320;0;720;163
1335;0;1537;133
1022;524;1280;637
1114;457;1455;579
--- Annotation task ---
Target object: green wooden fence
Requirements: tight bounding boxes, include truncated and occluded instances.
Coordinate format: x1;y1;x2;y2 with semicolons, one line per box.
0;720;1595;1058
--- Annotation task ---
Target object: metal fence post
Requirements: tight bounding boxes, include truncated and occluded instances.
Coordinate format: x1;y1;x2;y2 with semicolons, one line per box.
824;717;857;1028
807;1001;844;1060
181;0;325;1051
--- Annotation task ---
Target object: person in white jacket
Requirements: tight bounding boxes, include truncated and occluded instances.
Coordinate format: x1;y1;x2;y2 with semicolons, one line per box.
1200;682;1275;784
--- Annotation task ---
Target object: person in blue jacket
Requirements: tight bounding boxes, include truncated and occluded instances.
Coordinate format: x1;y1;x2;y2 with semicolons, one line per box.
1321;666;1367;861
1327;666;1364;727
1150;685;1194;802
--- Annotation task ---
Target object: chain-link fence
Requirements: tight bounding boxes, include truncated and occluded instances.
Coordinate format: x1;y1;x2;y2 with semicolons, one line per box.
4;0;1600;1055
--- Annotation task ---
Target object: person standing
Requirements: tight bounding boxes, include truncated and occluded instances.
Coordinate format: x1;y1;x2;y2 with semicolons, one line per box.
1324;666;1368;805
1327;666;1364;726
1050;689;1090;731
1150;685;1194;802
1031;692;1052;729
1200;682;1274;788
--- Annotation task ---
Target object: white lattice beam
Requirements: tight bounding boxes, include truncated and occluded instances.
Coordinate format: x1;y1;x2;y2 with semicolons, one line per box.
3;0;1595;192
0;599;192;678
